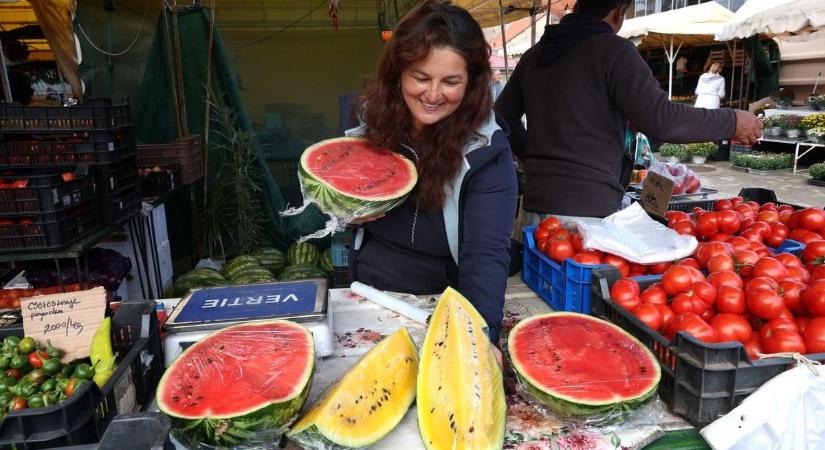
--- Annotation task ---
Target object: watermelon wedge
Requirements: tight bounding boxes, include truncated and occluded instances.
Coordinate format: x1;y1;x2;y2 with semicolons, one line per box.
157;320;315;447
299;137;417;219
508;312;660;417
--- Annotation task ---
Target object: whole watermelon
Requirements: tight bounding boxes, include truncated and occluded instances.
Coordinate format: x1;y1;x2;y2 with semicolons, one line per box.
287;242;320;266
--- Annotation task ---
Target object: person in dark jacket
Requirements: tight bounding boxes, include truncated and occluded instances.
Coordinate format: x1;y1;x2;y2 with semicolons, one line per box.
494;0;763;222
345;0;517;350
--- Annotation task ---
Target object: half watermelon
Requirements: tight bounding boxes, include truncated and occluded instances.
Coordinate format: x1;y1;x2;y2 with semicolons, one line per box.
157;320;315;447
299;137;418;220
508;312;660;417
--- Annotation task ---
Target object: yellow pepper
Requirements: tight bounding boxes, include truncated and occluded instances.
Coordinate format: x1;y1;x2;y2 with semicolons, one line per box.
90;317;114;372
93;354;117;388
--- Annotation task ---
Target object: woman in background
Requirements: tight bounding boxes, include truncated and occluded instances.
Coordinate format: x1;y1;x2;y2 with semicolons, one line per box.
694;62;726;109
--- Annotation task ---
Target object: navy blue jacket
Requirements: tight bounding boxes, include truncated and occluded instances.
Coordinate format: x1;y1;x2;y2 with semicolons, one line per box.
347;113;518;344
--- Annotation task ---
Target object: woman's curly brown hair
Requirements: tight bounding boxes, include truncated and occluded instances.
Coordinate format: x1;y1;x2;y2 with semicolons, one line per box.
355;0;492;211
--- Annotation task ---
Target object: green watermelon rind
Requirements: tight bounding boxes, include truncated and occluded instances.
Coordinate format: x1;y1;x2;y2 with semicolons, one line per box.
279;265;329;282
287;425;353;450
287;242;321;266
299;137;417;219
224;261;265;280
229;267;275;281
508;312;660;417
254;248;287;276
158;321;315;447
319;248;334;273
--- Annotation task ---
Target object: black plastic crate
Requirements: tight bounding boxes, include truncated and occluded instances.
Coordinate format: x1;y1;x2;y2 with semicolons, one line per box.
46;412;173;450
738;187;804;210
0;301;164;449
139;169;179;198
0;100;132;133
0;168;95;216
590;266;825;427
333;266;351;289
0;131;136;166
94;156;139;194
99;184;141;226
0;203;101;253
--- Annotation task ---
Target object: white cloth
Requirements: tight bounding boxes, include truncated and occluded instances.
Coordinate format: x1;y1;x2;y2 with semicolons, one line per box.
694;73;725;109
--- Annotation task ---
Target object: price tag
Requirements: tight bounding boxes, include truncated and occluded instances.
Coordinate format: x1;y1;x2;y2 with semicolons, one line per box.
20;287;106;361
639;171;674;218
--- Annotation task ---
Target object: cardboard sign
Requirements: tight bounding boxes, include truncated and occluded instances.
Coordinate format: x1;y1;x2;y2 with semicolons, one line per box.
20;286;106;361
639;171;674;217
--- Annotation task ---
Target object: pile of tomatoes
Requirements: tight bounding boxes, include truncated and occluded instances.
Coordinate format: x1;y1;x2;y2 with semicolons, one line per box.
0;284;86;310
532;217;672;277
609;240;825;359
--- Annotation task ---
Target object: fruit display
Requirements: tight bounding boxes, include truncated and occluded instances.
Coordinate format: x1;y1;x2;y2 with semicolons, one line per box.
298;137;418;220
288;328;418;449
649;162;701;195
170;268;230;297
508;312;660;417
252;247;286;276
157;320;315;448
287;242;321;266
24;248;132;291
417;288;505;450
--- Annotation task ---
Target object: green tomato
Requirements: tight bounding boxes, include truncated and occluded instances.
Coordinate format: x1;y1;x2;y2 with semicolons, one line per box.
0;356;9;371
27;394;44;409
71;363;94;381
39;379;57;393
10;355;27;370
16;337;37;355
3;336;21;352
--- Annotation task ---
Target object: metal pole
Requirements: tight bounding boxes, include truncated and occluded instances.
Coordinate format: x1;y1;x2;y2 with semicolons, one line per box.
668;37;674;100
0;37;13;102
530;0;537;46
729;40;737;106
171;0;189;136
161;1;183;137
498;0;509;77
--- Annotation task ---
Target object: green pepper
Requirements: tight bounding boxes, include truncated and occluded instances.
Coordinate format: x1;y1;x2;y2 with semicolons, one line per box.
16;337;36;355
3;336;20;352
5;376;17;388
26;394;44;409
45;340;63;359
20;383;38;398
26;369;46;386
0;356;9;371
0;391;11;406
10;355;27;370
45;389;63;404
56;377;69;391
72;363;94;381
41;358;62;376
39;378;56;394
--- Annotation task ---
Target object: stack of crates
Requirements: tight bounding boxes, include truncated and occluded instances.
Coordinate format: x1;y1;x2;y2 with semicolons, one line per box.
0;99;141;252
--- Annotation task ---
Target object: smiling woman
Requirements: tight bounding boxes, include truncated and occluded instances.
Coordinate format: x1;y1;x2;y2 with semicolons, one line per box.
346;0;518;348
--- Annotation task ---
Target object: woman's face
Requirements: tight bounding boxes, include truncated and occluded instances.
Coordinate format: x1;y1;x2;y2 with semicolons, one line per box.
400;46;468;135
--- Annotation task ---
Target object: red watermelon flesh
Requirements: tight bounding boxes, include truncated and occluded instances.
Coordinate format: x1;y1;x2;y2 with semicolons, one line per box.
158;320;314;419
303;138;415;200
508;312;660;416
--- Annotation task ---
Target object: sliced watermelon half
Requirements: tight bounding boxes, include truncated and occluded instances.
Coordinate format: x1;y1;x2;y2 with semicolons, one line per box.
508;312;660;417
299;137;418;219
157;320;315;447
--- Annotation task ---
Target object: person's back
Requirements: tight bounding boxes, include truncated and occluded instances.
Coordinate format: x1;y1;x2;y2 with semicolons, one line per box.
694;63;725;109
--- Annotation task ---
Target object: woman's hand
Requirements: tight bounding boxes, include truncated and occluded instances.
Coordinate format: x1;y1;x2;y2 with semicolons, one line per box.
349;213;385;225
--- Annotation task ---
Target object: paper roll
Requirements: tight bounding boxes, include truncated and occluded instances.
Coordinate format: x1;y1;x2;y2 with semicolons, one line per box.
349;282;430;324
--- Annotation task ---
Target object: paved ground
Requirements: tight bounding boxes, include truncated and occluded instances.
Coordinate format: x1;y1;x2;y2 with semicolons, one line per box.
684;160;825;208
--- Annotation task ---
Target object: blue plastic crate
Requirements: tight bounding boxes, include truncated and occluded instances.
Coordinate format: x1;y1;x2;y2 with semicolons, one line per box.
522;225;610;313
331;230;353;267
773;238;804;256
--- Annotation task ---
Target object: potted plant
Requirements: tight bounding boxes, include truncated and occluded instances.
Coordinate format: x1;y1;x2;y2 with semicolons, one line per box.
783;115;803;139
811;163;825;181
801;114;825;138
808;94;825;111
807;127;825;143
686;142;717;164
658;143;686;163
762;116;782;136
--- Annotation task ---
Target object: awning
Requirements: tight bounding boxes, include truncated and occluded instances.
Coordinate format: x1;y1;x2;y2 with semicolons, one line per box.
716;0;825;41
619;1;734;49
454;0;573;28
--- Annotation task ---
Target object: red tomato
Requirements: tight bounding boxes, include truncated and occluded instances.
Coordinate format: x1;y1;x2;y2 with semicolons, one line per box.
796;316;811;334
633;303;664;331
715;209;741;234
801;240;825;267
707;271;744;290
744;338;762;360
711;313;753;343
647;261;672;275
795;208;825;232
747;288;786;320
672;293;709;315
716;285;746;314
695;211;719;239
666;211;692;228
570;233;584;253
539;216;562;233
789;229;823;245
729;196;744;206
534;227;550;242
735;203;756;221
61;172;76;182
733;250;760;277
759;318;799;341
774;253;803;268
547;240;575;263
707;254;734;273
696;242;733;267
668;313;717;343
726;236;752;252
616;295;642;312
761;329;806;354
677;258;703;270
629;263;648;275
548;228;572;242
603;254;630;277
572;253;601;265
709;233;733;242
756;209;780;224
27;351;49;369
610;278;641;302
802;280;825;317
654;304;675;330
662;265;695;296
691;281;717;305
811;265;825;281
640;286;668;305
764;222;789;248
781;279;807;314
752;257;789;281
714;199;733;211
802;317;825;353
672;220;697;236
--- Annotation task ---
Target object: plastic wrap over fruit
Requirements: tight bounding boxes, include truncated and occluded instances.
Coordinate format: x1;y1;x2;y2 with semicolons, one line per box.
508;312;663;426
648;161;702;195
280;137;418;242
156;320;316;449
286;328;418;450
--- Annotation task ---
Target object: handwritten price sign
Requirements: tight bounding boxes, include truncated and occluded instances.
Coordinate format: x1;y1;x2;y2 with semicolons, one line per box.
640;172;674;217
21;286;106;361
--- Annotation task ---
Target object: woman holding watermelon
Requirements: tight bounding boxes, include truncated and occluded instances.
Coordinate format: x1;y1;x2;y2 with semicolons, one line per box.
346;0;518;355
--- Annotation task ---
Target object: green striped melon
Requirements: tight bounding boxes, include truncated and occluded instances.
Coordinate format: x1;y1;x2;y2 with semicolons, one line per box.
279;264;329;282
224;256;262;278
287;242;320;266
299;137;417;220
508;312;660;417
158;320;314;447
319;248;334;273
253;248;286;276
172;269;230;297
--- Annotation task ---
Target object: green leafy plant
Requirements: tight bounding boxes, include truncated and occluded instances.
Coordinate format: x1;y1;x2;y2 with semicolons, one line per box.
801;114;825;131
731;152;794;171
781;115;803;131
761;116;778;128
658;143;687;161
810;163;825;181
686;142;717;158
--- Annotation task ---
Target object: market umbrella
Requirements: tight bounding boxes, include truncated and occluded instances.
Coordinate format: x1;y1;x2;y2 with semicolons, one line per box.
716;0;825;41
619;2;734;100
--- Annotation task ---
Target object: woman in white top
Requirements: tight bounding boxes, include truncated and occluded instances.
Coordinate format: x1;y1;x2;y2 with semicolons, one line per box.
694;62;725;109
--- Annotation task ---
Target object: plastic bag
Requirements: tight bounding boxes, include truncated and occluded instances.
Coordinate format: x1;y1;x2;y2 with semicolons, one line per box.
634;132;656;167
700;360;825;450
573;203;698;264
280;137;417;242
648;161;702;195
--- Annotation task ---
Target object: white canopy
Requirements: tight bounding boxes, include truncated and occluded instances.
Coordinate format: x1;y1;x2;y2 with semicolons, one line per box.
716;0;825;41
